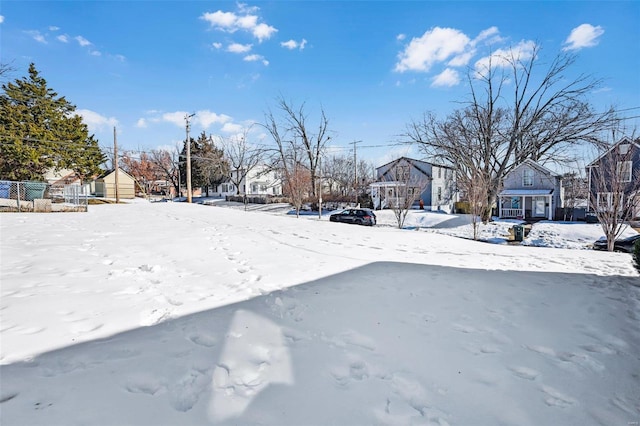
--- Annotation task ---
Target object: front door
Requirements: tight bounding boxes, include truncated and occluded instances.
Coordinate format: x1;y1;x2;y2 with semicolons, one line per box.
534;196;546;217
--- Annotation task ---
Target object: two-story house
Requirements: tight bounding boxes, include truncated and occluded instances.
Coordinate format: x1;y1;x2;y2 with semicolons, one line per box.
214;164;282;198
586;137;640;220
498;159;563;220
371;157;457;213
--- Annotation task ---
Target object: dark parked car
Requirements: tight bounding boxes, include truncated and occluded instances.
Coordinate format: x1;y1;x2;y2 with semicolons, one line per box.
329;208;376;226
593;234;640;253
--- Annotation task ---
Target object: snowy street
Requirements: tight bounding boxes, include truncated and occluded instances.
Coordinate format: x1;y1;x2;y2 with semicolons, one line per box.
1;201;639;425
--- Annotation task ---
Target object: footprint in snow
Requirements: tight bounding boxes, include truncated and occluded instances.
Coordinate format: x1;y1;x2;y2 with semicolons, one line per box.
509;366;540;380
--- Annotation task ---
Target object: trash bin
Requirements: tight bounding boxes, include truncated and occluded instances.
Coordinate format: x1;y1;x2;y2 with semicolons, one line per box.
513;224;524;242
0;181;10;198
24;182;47;201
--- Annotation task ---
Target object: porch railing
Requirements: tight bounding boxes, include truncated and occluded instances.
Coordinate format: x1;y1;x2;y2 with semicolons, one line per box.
501;208;523;218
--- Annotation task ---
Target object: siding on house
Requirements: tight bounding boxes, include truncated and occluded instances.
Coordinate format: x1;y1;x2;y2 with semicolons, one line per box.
499;160;563;220
374;157;457;212
586;137;640;218
94;168;136;199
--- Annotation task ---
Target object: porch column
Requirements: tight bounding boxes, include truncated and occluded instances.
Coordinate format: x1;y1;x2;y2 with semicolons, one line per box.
548;195;552;220
522;196;526;219
498;197;502;218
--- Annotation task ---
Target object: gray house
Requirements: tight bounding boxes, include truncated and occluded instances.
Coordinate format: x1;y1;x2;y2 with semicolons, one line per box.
498;159;563;220
586;136;640;219
372;157;457;213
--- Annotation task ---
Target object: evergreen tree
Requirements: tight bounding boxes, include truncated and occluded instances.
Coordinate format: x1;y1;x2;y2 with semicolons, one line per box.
179;131;228;194
0;63;104;181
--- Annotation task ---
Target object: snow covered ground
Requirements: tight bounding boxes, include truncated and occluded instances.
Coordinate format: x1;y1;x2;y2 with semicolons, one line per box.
1;201;639;425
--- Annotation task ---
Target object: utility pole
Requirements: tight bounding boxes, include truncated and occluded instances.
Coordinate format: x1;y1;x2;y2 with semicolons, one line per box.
185;113;195;203
113;126;120;203
318;155;322;220
352;140;362;206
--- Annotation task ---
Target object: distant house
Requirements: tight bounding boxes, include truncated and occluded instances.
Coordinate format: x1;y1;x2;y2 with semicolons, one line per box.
372;157;457;213
94;168;136;199
498;159;563;220
44;168;82;186
212;165;282;198
586;137;640;219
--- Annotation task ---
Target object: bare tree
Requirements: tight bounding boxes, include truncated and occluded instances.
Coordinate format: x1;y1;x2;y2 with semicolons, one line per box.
263;110;311;217
458;169;493;240
405;46;616;222
149;148;180;197
561;170;588;221
322;155;352;195
270;96;332;197
379;158;429;229
587;137;640;251
219;128;263;196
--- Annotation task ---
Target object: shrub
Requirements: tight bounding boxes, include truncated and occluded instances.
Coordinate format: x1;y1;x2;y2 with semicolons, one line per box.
634;239;640;272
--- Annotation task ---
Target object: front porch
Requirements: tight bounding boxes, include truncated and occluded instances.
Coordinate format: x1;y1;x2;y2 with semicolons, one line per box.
498;189;554;221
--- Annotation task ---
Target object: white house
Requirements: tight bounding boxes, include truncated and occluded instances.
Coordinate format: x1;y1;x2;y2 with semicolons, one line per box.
213;165;282;198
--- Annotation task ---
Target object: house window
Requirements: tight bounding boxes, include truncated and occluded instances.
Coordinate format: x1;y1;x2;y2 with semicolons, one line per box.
437;187;442;202
597;192;624;210
523;169;534;187
617;161;632;182
619;144;630;155
438;167;442;179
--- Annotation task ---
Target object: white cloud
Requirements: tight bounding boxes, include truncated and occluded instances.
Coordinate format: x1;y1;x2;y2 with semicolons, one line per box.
474;40;537;75
396;34;406;41
90;50;101;56
228;43;252;53
136;118;147;128
447;51;474;67
563;23;604;51
212;42;223;49
161;110;232;129
0;15;4;24
49;26;60;31
280;39;307;50
75;109;118;131
196;110;232;128
252;22;277;42
162;111;189;127
200;6;277;42
431;68;460;87
75;36;91;47
472;26;501;46
112;54;126;62
244;54;268;66
202;11;237;28
26;30;47;44
221;122;245;134
57;34;69;43
395;27;470;72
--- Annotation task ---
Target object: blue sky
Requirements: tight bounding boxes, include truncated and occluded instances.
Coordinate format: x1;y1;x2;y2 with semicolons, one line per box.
2;1;639;166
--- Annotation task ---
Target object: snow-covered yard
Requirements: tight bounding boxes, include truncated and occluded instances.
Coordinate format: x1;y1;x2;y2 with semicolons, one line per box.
1;201;638;425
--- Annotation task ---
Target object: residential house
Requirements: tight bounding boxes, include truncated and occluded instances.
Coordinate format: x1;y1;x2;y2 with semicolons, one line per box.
211;165;283;198
94;168;136;199
372;157;457;213
498;159;563;220
586;137;640;219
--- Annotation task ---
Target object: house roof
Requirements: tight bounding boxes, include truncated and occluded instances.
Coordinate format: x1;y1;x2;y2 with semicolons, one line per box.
376;156;453;172
586;136;640;168
511;159;558;177
96;168;136;181
500;189;553;196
